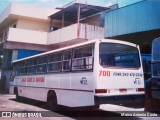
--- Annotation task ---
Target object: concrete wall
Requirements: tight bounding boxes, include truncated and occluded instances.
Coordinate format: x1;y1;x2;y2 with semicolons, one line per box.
80;23;104;40
48;23;104;44
10;3;54;21
17;18;50;32
0;3;58;31
48;23;78;44
7;28;48;45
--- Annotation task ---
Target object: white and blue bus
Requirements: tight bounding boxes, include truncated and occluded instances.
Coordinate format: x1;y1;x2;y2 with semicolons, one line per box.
10;39;145;110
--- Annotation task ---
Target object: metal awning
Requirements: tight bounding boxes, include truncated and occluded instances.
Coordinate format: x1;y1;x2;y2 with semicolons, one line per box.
50;3;109;22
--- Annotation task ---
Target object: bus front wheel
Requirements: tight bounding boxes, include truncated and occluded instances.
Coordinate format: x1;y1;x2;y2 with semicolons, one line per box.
47;91;58;111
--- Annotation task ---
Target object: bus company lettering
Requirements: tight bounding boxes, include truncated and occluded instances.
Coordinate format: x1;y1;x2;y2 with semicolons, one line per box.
22;78;26;82
36;77;45;82
113;72;143;77
20;77;45;83
27;78;33;82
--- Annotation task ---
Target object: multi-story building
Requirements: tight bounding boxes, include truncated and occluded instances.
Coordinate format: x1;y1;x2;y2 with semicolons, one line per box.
0;3;57;91
0;1;117;91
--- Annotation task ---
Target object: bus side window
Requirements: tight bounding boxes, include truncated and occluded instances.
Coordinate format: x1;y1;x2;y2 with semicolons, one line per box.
72;45;93;71
63;50;71;71
37;56;47;73
13;62;20;75
48;52;62;72
19;60;28;75
27;58;37;74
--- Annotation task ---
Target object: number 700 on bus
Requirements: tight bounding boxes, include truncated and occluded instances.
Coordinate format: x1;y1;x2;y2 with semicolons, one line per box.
99;70;110;77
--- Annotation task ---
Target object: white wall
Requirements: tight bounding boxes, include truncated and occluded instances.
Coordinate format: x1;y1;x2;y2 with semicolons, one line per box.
17;18;50;32
48;24;78;44
10;3;54;21
48;23;104;44
0;2;59;28
80;24;104;40
7;28;48;45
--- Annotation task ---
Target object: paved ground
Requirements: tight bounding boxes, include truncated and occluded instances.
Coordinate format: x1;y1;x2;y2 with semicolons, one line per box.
0;94;73;120
0;94;159;120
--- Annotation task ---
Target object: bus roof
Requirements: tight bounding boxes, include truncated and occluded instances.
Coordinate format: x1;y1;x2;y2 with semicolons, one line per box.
12;39;138;63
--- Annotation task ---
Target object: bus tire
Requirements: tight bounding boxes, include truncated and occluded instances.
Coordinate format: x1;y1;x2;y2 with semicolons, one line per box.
14;87;20;101
47;91;58;111
94;104;100;109
89;105;100;110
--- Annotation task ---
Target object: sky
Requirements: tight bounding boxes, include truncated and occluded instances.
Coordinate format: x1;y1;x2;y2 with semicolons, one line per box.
0;0;143;13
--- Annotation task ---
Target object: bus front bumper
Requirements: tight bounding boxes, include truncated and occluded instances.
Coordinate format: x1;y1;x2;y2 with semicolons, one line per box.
94;94;145;105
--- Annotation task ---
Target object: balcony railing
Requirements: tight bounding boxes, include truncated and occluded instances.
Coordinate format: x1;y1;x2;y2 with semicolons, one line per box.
48;23;104;45
80;23;104;40
7;28;48;45
5;24;104;46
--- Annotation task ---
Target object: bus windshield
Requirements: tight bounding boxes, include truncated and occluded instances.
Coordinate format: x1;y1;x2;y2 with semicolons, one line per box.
99;43;140;68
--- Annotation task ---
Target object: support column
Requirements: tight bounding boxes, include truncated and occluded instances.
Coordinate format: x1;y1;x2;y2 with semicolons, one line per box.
0;49;13;93
77;5;81;38
50;18;53;31
62;13;65;28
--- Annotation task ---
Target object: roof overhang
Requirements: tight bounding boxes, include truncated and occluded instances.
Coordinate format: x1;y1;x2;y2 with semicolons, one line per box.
50;3;109;22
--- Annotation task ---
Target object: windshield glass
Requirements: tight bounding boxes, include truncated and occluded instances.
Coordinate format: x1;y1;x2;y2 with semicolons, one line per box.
99;43;140;68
